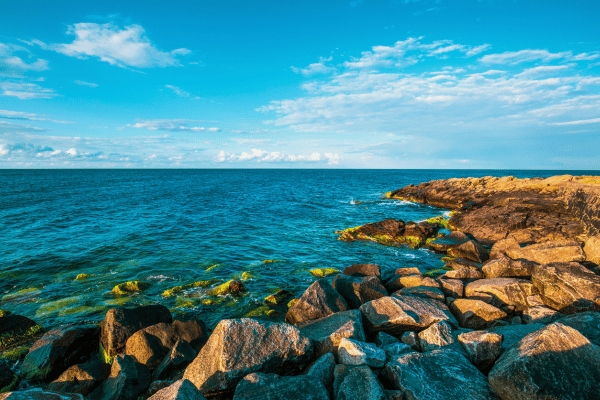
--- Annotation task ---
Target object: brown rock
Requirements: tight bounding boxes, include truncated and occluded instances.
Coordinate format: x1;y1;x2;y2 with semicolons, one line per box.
385;274;439;292
394;286;445;301
427;231;470;252
87;354;151;400
343;263;381;278
382;267;421;283
147;379;206;400
457;331;503;371
417;321;455;352
100;305;172;358
445;257;483;271
489;323;600;400
47;362;110;396
531;261;600;313
338;218;439;248
441;269;484;280
506;239;585;264
448;240;489;263
183;318;312;395
438;279;464;298
465;278;537;311
285;279;349;325
450;299;507;329
333;274;387;309
584;236;600;264
482;257;534;279
152;340;197;381
401;331;420;351
489;237;520;260
521;306;561;325
297;310;366;358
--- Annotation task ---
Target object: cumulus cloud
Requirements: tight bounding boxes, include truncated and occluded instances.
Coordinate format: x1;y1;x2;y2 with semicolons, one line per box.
216;148;341;164
292;57;335;76
49;23;191;68
126;119;220;132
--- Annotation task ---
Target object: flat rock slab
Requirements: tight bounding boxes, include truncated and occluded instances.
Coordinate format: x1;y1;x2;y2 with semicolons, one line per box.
427;231;470;252
383;349;494;400
394;286;445;301
386;274;440;293
232;373;328;400
333;274;387;309
297;310;366;358
442;269;484;280
450;299;507;329
531;261;600;313
286;279;349;325
489;323;600;400
337;338;385;368
183;318;312;395
360;295;457;336
506;239;585;264
465;278;537;311
147;379;206;400
482;257;533;279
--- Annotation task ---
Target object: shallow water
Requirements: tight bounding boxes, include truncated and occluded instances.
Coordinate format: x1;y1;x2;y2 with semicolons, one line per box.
0;169;591;329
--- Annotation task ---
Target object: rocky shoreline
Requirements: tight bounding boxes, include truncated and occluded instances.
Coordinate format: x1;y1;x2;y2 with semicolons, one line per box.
2;174;600;400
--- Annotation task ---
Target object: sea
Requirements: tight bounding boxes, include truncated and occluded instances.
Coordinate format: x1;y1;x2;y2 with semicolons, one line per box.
0;169;595;330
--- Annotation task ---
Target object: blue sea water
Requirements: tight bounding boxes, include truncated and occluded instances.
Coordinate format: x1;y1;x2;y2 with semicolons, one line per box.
0;169;594;330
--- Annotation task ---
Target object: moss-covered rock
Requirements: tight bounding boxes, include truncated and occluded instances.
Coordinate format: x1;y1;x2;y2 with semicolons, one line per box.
264;290;293;306
206;280;245;297
205;264;221;272
287;299;298;309
309;268;339;278
1;287;41;303
0;310;11;318
244;306;283;319
0;346;29;362
336;219;439;249
74;273;94;281
0;315;44;353
241;271;257;281
111;281;151;295
163;279;220;297
263;259;285;264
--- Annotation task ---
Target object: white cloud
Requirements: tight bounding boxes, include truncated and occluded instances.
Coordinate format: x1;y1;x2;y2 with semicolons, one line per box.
479;49;571;65
74;80;98;87
127;119;219;132
0;109;72;123
165;85;190;97
548;118;600;126
66;148;78;156
51;23;191;68
292;57;335;76
0;82;58;99
216;148;341;164
3;56;49;71
0;42;49;72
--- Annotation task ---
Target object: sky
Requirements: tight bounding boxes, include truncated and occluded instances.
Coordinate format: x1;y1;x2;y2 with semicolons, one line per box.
1;0;599;169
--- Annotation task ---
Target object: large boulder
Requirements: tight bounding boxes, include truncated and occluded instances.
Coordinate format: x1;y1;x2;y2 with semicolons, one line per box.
47;362;111;396
285;279;349;325
385;274;439;293
531;261;600;313
489;323;600;400
438;279;463;298
100;305;172;358
0;314;44;353
465;278;537;311
337;338;385;368
557;311;600;346
125;320;207;369
489;323;546;355
183;319;312;395
441;269;484;280
147;379;206;400
87;354;151;400
448;240;489;263
584;236;600;264
457;331;503;371
383;349;494;400
450;299;507;329
359;295;457;336
334;365;385;400
506;239;585;264
297;310;365;358
394;286;445;301
482;257;534;279
20;325;99;381
332;275;387;309
232;373;328;400
343;263;381;278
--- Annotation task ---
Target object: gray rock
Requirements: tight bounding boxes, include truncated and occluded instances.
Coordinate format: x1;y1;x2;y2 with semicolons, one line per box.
457;331;503;371
298;310;365;358
333;275;387;309
152;340;197;381
522;306;560;325
465;278;537;311
375;332;399;347
335;365;385;400
233;373;328;400
417;321;455;352
47;362;110;396
450;299;507;329
489;323;546;354
448;240;489;263
400;332;420;351
394;286;445;301
183;318;312;395
0;391;83;400
337;338;385;368
557;311;600;346
343;264;381;278
145;381;174;398
381;343;413;362
531;261;600;313
383;349;494;400
489;323;600;400
286;279;349;325
359;295;457;336
87;354;151;400
304;353;335;393
148;379;206;400
506;239;585;264
482;257;533;279
438;279;463;298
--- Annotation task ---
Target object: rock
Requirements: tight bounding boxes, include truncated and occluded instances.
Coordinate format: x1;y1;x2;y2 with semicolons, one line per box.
457;331;503;371
375;332;399;347
438;279;463;298
526;294;544;307
441;269;484;280
0;315;44;353
557;311;600;346
384;390;405;400
465;278;537;311
382;267;421;283
88;354;151;400
337;338;385;368
310;268;339;278
206;279;246;296
427;231;470;252
332;275;387;309
232;373;328;400
183;318;312;395
343;263;381;278
385;275;439;293
489;323;600;400
297;310;366;358
531;261;600;313
148;379;206;400
445;257;483;271
152;340;197;381
401;332;420;351
264;290;293;306
111;281;151;295
0;391;83;400
482;257;534;279
303;353;335;393
337;218;439;249
285;279;349;325
100;305;172;359
381;342;413;361
510;316;522;325
448;241;489;263
522;306;561;324
506;239;585;264
125;320;207;369
394;286;444;301
47;362;110;396
335;365;386;400
0;363;18;393
359;296;457;336
450;299;507;329
417;321;455;352
584;236;600;264
20;325;99;381
383;349;494;400
489;323;546;354
145;381;174;398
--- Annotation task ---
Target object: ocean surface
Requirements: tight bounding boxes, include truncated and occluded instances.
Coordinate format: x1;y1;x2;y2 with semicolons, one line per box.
0;169;594;330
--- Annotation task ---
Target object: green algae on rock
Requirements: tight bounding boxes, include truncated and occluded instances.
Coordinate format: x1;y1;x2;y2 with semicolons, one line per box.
264;290;293;306
35;296;83;319
0;315;44;353
309;268;339;278
162;279;220;297
336;218;439;249
206;279;246;297
111;281;151;295
0;346;29;362
74;273;94;281
0;310;11;318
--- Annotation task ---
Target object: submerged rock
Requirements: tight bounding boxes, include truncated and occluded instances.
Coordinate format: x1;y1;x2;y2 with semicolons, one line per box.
233;373;328;400
285;279;349;325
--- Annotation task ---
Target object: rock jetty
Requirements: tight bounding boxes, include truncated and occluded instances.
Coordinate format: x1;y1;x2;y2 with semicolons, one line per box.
1;174;600;399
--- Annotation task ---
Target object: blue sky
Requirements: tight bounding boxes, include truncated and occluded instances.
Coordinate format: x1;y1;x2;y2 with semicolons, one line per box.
1;0;599;169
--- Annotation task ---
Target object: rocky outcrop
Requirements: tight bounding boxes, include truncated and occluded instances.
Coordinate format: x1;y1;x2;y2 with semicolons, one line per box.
450;299;507;329
183;319;312;395
337;219;439;248
447;241;488;263
427;231;470;252
506;240;585;264
482;257;534;279
285;279;349;325
232;373;328;400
